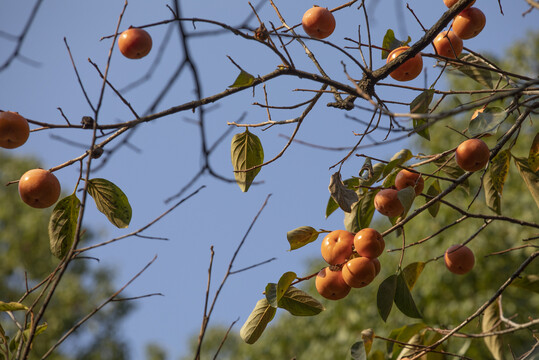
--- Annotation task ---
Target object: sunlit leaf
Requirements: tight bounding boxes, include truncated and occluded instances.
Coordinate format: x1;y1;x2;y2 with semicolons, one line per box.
87;178;132;228
329;172;359;213
377;274;397;322
402;262;426;290
287;226;320;251
231;129;264;192
511;274;539;294
426;180;442;217
484;149;510;214
277;286;324;316
229;70;255;88
482;301;503;360
394;272;422;319
381;29;411;59
410;89;435;141
277;272;296;304
383;149;413;178
361;328;375;355
240;298;276;344
513;156;539;209
48;194;81;259
529;132;539;172
0;302;27;312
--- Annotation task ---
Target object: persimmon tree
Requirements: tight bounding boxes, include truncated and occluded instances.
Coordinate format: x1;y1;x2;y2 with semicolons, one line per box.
0;0;537;359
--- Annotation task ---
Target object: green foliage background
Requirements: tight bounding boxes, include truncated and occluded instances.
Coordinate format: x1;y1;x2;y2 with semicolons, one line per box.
0;152;132;360
183;31;539;360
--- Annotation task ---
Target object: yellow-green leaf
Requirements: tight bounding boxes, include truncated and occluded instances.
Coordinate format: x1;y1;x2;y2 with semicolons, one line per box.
0;301;27;312
48;194;81;259
287;226;320;251
229;70;255;88
513;156;539;209
231;129;264;192
381;29;411;59
482;301;503;360
529;132;539;172
240;299;276;344
87;178;132;228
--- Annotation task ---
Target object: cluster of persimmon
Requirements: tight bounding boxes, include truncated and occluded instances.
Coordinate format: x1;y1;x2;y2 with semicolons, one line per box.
385;0;485;82
0;111;61;209
315;228;385;300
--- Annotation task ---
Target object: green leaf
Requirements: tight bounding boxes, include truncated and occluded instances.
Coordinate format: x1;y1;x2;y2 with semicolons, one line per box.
344;190;378;233
240;298;276;344
0;302;27;312
229;70;255;88
482;301;503;360
511;274;539;293
410;89;435;141
87;178;132;228
513;156;539;209
277;272;297;304
326;196;339;219
377;274;397;322
48;194;80;259
394;272;422;319
451;53;495;88
402;262;425;291
277;286;324;316
468;107;507;137
381;29;411;59
264;283;277;308
426;180;442;217
529;132;539;172
231;129;264;192
383;149;413;178
329;172;359;213
397;187;415;214
287;226;320;251
484;149;510;214
350;341;367;360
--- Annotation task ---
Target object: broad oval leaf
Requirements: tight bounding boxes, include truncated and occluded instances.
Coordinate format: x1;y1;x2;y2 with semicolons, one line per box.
231;129;264;192
287;226;320;251
397;187;415;214
381;29;411;59
329;172;359;213
426;180;442;217
229;70;255;88
277;286;324;316
482;301;503;360
240;298;276;344
383;149;413;178
326;177;360;218
87;178;132;228
265;283;277;308
402;262;426;290
529;132;539;172
513;156;539;209
394;272;422;319
469;107;507;137
451;53;495;88
277;272;297;304
484;149;510;215
344;189;378;233
0;301;28;312
48;194;81;259
377;274;397;322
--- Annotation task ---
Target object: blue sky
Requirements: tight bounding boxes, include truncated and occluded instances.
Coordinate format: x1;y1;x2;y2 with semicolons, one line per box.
0;1;537;359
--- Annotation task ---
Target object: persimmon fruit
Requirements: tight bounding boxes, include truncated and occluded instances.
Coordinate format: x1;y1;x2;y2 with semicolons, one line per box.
315;266;351;300
320;230;354;265
395;169;424;196
445;244;475;274
386;46;423;82
455;138;490;172
18;169;61;209
118;27;153;59
354;228;385;259
452;7;486;40
374;189;404;217
0;111;30;149
302;6;336;39
433;30;463;58
443;0;475;8
342;257;380;288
